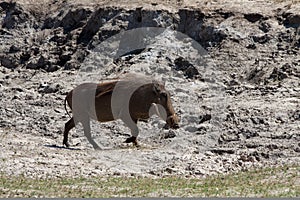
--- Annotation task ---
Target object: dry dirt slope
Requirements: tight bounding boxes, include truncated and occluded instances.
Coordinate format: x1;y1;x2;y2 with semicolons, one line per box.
0;0;299;179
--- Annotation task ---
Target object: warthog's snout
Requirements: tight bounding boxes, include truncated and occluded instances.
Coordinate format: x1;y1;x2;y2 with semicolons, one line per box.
166;114;180;129
172;123;179;129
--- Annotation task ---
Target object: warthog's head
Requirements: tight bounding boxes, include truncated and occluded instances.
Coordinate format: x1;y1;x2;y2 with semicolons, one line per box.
152;81;180;129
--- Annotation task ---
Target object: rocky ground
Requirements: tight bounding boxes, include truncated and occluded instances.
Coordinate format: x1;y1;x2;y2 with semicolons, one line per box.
0;0;299;179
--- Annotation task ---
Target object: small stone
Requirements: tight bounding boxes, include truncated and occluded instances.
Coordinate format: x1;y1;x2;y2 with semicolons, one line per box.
9;45;20;53
185;126;198;133
199;114;211;124
163;130;176;139
38;83;61;94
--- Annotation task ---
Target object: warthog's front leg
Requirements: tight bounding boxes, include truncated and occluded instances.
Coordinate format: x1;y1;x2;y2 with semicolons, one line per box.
63;117;75;147
124;136;138;146
122;118;139;146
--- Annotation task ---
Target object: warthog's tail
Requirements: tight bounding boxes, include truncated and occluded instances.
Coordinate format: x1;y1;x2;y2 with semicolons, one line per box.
64;95;71;118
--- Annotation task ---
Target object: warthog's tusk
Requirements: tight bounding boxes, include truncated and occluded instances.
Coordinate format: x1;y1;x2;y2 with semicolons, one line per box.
150;103;167;121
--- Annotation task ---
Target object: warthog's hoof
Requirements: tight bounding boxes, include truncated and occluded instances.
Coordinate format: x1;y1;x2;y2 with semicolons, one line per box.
124;136;138;146
63;141;70;148
93;144;102;150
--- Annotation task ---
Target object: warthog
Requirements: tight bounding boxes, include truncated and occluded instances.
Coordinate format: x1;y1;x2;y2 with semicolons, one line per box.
63;73;179;149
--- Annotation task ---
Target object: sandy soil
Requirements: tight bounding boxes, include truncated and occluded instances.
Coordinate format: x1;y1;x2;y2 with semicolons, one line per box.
0;0;299;179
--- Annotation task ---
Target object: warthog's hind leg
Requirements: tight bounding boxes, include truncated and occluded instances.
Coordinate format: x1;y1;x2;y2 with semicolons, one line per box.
63;117;75;147
82;119;102;150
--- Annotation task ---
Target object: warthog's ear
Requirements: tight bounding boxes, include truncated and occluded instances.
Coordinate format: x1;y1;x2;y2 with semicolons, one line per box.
152;82;161;95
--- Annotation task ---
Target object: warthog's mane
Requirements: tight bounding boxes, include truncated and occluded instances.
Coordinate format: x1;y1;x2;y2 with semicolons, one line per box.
99;73;164;93
119;73;162;86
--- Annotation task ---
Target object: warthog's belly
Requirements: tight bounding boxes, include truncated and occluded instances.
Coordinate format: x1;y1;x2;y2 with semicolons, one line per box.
93;93;115;122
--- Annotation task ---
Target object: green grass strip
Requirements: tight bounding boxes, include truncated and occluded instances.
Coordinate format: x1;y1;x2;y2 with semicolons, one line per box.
0;165;299;197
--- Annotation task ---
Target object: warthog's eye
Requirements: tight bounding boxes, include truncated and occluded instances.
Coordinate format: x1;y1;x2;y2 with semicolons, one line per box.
161;92;167;98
